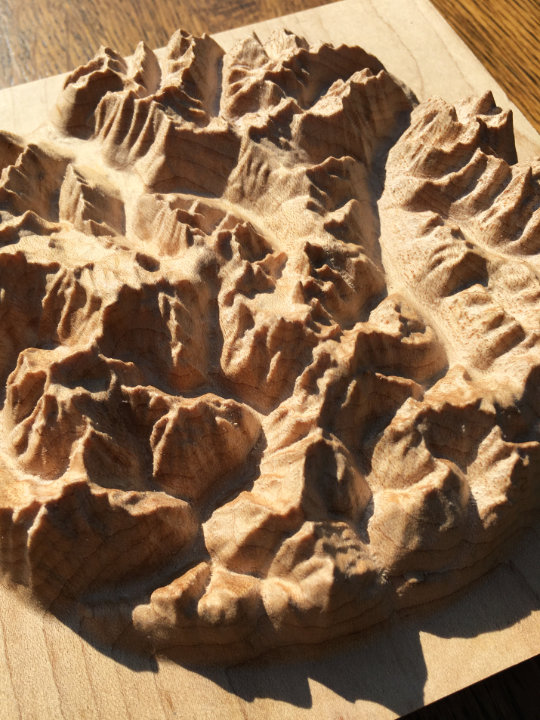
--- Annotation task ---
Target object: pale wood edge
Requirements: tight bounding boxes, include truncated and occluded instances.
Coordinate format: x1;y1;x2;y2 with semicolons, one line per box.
1;522;538;719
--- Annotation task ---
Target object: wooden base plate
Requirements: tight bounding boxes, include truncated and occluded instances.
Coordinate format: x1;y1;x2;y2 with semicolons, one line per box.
0;1;538;717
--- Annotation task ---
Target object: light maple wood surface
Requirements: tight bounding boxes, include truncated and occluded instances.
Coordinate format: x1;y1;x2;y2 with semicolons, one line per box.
0;1;539;719
1;526;539;720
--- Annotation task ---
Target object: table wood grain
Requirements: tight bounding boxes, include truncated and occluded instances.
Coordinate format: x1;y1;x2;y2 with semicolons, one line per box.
0;1;538;718
0;0;538;133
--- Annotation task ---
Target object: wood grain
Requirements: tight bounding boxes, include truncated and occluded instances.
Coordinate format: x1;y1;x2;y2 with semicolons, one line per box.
0;0;538;134
1;525;539;720
0;1;538;718
3;24;538;667
430;0;540;132
1;0;538;163
0;0;340;86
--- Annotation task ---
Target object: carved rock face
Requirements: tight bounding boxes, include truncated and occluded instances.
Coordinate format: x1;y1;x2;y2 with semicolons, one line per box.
0;28;538;661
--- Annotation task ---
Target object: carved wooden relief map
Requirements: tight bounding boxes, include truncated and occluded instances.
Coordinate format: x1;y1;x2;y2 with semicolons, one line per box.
0;28;538;662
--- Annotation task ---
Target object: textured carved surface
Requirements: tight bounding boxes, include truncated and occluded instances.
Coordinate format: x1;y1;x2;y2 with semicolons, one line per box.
0;28;538;662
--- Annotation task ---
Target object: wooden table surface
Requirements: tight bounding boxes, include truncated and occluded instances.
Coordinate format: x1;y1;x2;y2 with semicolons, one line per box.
0;1;538;718
0;0;538;133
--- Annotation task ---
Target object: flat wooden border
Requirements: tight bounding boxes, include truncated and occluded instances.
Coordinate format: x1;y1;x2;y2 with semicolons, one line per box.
1;526;538;719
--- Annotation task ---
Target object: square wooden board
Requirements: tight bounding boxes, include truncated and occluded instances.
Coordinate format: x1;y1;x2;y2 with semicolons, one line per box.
0;1;538;718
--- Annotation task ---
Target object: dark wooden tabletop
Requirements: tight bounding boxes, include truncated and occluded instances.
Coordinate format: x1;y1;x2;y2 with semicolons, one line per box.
0;0;538;717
